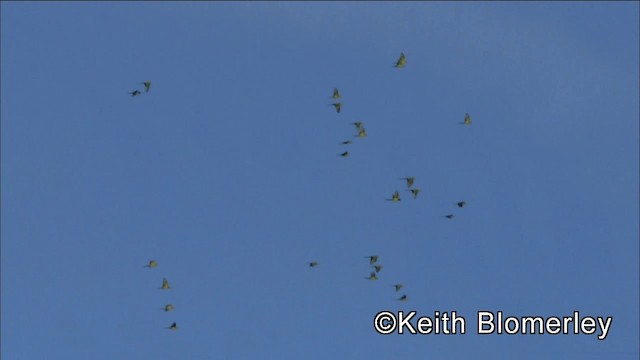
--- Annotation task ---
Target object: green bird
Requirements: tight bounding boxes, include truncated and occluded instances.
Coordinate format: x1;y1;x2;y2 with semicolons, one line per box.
331;88;341;99
159;278;170;290
365;255;379;265
356;127;367;138
166;322;178;330
129;90;141;97
309;261;319;267
394;52;407;68
457;201;466;208
397;294;408;301
373;265;383;273
339;151;349;157
401;177;415;188
394;284;404;292
461;113;471;125
350;122;363;130
163;304;175;312
387;190;401;202
140;81;151;93
409;188;420;199
331;102;342;113
144;260;157;268
366;272;378;280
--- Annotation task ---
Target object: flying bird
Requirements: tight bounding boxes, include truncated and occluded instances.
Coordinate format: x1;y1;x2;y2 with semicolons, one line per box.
339;151;349;157
397;294;408;301
366;272;378;280
387;190;401;202
457;201;466;208
164;304;175;312
140;81;151;93
365;255;379;265
166;322;178;330
460;113;471;125
341;140;352;145
409;188;421;199
129;90;141;97
356;127;367;138
394;284;404;292
394;52;407;68
159;278;170;290
401;177;415;188
373;265;383;273
443;214;454;219
331;88;341;99
309;262;319;267
350;122;363;130
331;102;342;113
144;260;157;268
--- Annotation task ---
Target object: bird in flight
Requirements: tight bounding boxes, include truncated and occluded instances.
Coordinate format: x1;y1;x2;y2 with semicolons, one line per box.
140;81;151;93
309;261;319;267
366;272;378;280
164;304;174;312
159;278;170;290
129;90;141;97
144;260;157;268
394;52;407;68
166;322;178;330
350;122;363;130
409;188;421;199
341;140;352;145
339;151;349;158
387;190;401;202
397;294;408;301
393;284;404;292
331;88;341;99
401;177;415;188
457;201;466;208
461;113;471;125
443;214;454;219
373;265;383;273
356;127;367;138
365;255;379;265
331;102;342;113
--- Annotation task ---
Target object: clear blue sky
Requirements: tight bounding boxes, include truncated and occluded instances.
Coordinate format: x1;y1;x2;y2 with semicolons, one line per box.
2;2;638;359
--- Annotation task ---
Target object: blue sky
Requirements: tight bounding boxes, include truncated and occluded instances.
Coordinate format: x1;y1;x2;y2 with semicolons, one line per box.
1;2;638;359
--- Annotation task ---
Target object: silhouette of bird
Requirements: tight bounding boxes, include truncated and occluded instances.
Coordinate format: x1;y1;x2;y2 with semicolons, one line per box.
457;201;466;208
365;255;379;265
394;284;404;292
331;88;341;99
159;278;170;290
397;294;408;301
309;262;319;267
443;214;454;219
339;151;349;158
164;304;174;312
166;322;178;330
356;127;367;138
387;191;401;202
140;81;151;93
144;260;157;268
331;102;342;113
366;272;378;280
394;52;407;68
350;122;363;130
341;140;352;145
373;265;383;273
129;90;141;97
401;177;415;188
409;188;420;199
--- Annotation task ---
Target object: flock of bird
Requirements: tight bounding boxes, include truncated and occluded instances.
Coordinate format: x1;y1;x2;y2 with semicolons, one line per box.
144;259;178;331
310;52;473;303
130;51;474;328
